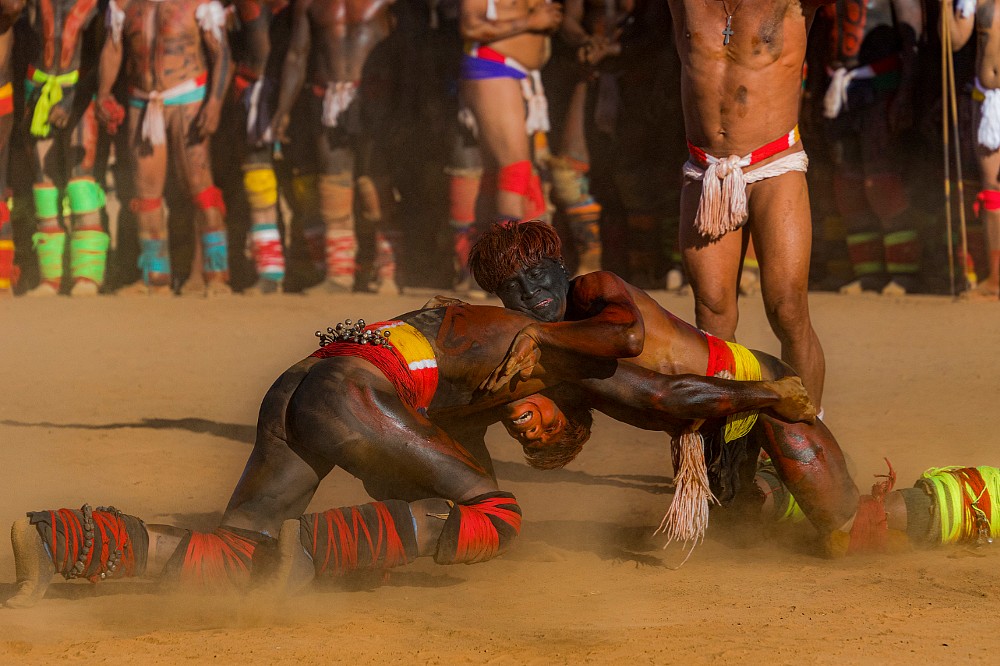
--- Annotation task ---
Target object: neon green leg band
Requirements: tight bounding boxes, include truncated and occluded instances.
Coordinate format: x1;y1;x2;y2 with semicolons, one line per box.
66;179;106;215
33;185;60;220
32;231;66;280
70;230;110;284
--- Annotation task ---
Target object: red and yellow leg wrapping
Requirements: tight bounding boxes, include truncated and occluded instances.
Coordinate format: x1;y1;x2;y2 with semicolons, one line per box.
300;500;417;576
0;201;17;291
434;491;522;565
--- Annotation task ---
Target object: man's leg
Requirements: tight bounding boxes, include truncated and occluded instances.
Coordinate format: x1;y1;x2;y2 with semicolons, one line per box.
66;103;110;297
746;171;826;407
173;102;231;297
123;106;172;295
463;77;538;220
970;142;1000;298
233;359;519;588
242;145;285;294
680;177;744;342
25;136;66;297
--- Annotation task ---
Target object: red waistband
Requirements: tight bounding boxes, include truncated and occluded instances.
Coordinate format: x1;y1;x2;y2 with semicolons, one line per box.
687;126;800;169
704;332;735;378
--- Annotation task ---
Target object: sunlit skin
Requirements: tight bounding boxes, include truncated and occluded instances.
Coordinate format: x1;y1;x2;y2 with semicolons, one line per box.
503;395;567;447
667;0;832;406
484;252;860;534
459;0;562;218
146;304;816;572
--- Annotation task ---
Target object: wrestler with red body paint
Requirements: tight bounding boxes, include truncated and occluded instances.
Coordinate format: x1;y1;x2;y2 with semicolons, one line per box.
23;0;108;297
0;0;23;298
96;0;234;296
270;0;399;293
6;298;814;606
469;221;945;556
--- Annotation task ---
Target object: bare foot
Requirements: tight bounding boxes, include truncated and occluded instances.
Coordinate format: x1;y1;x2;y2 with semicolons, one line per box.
115;281;173;297
70;279;100;297
243;279;282;296
960;281;1000;302
205;277;233;298
306;277;352;295
250;519;314;599
179;275;206;298
5;518;55;609
25;282;59;298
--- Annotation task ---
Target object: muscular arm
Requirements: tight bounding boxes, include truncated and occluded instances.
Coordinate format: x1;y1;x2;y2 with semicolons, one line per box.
0;0;23;34
559;0;589;47
198;0;233;136
578;363;815;425
944;0;977;50
96;6;124;101
530;272;644;358
237;0;272;78
271;0;311;138
482;271;643;393
459;0;562;43
891;0;922;81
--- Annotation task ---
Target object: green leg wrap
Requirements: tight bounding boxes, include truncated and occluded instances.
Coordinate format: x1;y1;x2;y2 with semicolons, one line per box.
32;231;66;281
70;230;110;284
66;179;107;215
33;185;61;220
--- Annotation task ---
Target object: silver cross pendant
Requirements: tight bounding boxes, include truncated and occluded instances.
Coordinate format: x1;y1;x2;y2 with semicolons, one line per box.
723;15;734;46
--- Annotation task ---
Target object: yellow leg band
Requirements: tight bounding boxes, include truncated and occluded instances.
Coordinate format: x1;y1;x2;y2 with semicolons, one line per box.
243;167;279;209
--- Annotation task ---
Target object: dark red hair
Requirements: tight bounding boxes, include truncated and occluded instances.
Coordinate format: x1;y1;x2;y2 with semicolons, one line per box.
468;220;563;294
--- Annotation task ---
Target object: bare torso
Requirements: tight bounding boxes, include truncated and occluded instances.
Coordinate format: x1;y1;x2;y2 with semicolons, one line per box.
469;0;552;70
668;0;817;154
120;0;210;92
305;0;393;84
976;1;1000;87
28;0;99;74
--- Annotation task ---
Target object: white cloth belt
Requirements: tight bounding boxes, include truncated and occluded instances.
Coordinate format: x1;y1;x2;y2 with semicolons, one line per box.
521;70;550;136
132;78;205;146
977;79;1000;151
246;79;273;143
683;151;809;239
823;64;877;119
321;81;358;128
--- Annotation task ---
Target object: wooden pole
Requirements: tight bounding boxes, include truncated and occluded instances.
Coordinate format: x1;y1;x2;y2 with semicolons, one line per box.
943;5;973;292
941;3;957;296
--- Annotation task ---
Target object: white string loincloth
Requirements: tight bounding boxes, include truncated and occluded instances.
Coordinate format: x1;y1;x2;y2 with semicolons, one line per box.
683;151;809;240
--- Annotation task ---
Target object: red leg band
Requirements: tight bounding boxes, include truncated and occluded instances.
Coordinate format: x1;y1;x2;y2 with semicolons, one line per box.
179;528;259;587
847;460;896;555
193;186;227;216
974;190;1000;217
302;501;417;576
498;161;532;197
434;492;522;565
130;197;163;214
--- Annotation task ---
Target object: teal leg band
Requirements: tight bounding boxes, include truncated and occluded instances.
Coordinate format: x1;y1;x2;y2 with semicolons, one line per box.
139;238;171;284
202;231;228;273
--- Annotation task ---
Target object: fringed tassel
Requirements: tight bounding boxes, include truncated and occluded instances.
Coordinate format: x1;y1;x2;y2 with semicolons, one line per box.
656;424;718;565
141;100;167;146
692;158;748;240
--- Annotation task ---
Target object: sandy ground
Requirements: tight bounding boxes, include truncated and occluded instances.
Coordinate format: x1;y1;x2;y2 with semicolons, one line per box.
0;288;998;664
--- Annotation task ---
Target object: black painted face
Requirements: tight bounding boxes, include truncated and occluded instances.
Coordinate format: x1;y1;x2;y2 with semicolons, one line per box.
494;258;570;323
